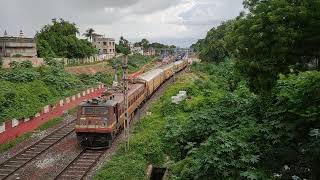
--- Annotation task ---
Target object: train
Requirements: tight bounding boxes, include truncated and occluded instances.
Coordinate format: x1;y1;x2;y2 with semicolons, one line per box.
75;59;188;148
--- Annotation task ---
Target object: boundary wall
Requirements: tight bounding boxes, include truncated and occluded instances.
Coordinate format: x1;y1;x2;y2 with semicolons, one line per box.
0;84;105;144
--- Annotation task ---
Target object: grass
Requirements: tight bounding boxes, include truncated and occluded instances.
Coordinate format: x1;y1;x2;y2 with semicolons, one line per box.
0;132;33;154
37;117;63;131
94;72;196;180
68;107;78;115
0;117;63;154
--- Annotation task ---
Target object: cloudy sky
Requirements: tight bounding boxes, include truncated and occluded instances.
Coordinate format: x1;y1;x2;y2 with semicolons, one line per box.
0;0;244;47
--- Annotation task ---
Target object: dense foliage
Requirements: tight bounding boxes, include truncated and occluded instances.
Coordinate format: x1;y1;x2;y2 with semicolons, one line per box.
192;21;232;63
165;63;320;179
96;1;319;179
95;61;319;179
116;36;131;55
134;38;176;51
0;60;109;123
36;18;97;59
193;0;320;93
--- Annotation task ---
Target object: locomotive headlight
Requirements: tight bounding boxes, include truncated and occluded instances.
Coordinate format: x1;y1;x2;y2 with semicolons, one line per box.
103;118;108;126
80;117;86;125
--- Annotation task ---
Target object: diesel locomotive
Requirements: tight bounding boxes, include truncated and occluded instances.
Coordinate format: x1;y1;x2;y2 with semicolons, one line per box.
75;60;188;148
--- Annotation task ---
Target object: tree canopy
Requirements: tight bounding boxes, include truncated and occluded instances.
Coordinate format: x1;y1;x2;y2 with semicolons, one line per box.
227;0;320;93
116;36;131;55
83;28;95;42
35;18;97;59
192;0;320;94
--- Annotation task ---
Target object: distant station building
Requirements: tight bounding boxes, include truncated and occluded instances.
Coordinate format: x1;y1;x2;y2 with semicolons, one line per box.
0;30;37;58
129;43;144;55
144;47;156;56
92;34;116;59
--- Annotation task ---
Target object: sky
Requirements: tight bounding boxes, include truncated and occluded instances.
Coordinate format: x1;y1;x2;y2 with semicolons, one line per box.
0;0;244;47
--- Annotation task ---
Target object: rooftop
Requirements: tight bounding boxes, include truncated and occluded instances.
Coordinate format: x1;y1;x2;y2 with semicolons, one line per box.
0;36;35;43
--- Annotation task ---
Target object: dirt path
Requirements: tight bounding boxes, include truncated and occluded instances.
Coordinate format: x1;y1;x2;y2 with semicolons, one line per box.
65;62;113;75
65;57;159;75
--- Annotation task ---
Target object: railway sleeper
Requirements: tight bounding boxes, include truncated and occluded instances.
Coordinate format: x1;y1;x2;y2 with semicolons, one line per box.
68;166;88;169
8;160;26;164
38;142;54;146
0;173;10;176
0;168;14;171
76;159;95;162
47;137;61;141
73;162;92;166
25;150;42;154
60;174;83;177
4;164;20;168
64;170;86;174
21;153;37;157
15;157;32;160
30;147;46;151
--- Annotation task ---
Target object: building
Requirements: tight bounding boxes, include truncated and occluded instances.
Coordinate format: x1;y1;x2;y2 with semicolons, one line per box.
144;47;156;56
0;30;37;58
92;34;116;58
131;46;144;55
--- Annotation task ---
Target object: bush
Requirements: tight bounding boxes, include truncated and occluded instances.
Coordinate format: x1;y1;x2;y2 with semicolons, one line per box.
0;62;105;123
0;57;3;67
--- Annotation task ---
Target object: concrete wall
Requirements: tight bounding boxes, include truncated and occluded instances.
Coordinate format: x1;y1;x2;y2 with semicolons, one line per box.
1;57;44;68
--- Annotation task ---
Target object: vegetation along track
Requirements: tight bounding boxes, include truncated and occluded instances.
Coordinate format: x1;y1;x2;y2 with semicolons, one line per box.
0;120;76;180
54;149;105;180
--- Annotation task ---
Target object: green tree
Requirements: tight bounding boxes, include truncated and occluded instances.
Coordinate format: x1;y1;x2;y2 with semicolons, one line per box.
198;21;233;63
140;38;149;50
35;18;97;59
190;39;204;52
116;36;131;55
83;28;95;42
227;0;320;93
0;57;3;68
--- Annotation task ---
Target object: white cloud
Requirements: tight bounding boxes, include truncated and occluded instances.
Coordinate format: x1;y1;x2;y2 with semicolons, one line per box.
0;0;244;47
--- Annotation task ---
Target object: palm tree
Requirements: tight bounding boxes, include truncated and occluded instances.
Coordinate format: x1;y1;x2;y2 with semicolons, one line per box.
83;28;95;42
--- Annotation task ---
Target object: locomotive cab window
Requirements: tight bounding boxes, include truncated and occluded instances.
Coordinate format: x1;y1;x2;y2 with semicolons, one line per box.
95;107;107;114
82;107;107;115
83;107;94;114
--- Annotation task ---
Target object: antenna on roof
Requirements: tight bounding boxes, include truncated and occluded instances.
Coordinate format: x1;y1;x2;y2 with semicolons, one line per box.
4;30;8;37
19;30;24;38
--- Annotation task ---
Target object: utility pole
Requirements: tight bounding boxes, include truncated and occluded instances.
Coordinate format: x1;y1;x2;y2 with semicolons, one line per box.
122;55;129;151
112;64;119;87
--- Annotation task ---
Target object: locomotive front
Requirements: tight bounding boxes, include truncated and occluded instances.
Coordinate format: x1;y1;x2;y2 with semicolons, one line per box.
75;98;117;148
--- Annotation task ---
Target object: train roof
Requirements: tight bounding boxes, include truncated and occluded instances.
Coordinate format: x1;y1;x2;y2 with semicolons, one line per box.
159;63;175;70
174;60;184;65
137;69;164;82
80;98;110;106
112;83;145;104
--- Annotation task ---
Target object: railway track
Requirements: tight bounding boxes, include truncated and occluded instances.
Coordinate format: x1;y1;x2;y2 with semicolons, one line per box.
0;120;76;180
54;149;105;180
